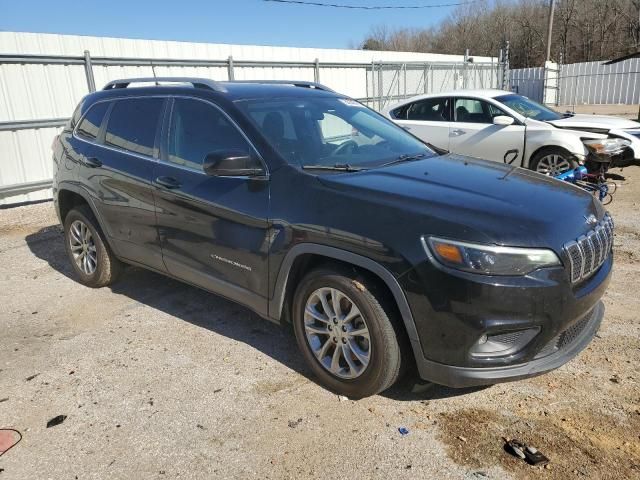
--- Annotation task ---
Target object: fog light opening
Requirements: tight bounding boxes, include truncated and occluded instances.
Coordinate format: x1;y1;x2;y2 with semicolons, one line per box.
470;327;540;359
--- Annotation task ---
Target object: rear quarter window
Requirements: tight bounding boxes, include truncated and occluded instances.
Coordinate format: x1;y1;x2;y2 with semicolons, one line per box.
390;105;409;119
67;105;83;132
76;102;110;141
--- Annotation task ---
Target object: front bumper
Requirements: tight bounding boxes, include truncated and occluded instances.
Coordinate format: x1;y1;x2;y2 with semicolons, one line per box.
413;301;603;387
400;248;611;388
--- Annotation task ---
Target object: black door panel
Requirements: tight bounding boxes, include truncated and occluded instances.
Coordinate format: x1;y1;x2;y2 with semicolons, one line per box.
154;173;270;308
154;97;270;312
76;97;166;270
94;149;164;270
155;176;181;189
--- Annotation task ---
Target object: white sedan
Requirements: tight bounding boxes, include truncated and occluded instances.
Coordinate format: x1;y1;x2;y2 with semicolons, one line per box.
384;90;639;174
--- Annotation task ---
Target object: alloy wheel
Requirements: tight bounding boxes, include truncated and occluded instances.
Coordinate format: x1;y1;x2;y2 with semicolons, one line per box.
69;220;97;275
303;287;371;379
536;154;572;175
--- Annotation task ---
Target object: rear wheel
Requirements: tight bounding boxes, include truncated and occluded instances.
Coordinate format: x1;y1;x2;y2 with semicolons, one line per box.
63;205;122;288
292;267;405;398
530;147;578;175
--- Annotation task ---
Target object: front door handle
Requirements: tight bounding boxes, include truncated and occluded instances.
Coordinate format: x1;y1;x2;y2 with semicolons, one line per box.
84;157;102;168
155;176;181;189
450;129;467;137
402;125;411;131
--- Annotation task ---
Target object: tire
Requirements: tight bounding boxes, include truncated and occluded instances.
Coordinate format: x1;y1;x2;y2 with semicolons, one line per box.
292;267;406;398
529;147;578;175
63;205;122;288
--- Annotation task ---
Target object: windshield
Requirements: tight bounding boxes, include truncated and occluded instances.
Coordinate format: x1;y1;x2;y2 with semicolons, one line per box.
236;96;435;169
495;94;562;121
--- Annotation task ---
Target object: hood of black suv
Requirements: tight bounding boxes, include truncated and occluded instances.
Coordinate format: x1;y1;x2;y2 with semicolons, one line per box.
317;154;604;252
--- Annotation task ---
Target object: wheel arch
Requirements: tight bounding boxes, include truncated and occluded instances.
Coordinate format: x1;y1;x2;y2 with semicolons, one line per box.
270;244;423;359
57;187;90;224
526;144;580;172
56;183;114;249
524;134;588;169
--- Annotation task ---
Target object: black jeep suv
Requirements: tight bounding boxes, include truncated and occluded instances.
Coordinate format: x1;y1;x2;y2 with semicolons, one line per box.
52;77;612;398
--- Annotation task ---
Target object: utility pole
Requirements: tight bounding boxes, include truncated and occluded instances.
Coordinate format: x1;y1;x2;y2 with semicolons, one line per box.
545;0;556;63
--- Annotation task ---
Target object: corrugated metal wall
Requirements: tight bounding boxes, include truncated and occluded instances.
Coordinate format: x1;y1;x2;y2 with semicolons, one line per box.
558;58;640;106
508;59;640;107
0;32;497;205
509;67;545;102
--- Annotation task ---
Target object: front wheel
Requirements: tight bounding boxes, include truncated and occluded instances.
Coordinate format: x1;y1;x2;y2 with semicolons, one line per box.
529;147;578;175
292;267;406;398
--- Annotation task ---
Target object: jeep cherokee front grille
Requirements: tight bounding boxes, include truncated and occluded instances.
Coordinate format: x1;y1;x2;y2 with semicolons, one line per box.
563;214;613;284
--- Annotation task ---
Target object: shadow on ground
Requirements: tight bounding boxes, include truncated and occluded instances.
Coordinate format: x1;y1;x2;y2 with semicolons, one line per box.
25;225;480;402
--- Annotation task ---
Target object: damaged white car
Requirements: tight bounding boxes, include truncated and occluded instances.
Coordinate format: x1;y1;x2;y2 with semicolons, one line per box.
385;90;639;174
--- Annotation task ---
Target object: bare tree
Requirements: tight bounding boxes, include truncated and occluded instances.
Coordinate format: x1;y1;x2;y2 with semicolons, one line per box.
357;0;640;68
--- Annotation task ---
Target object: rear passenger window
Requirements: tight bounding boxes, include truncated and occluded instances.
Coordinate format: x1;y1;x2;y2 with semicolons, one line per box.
406;98;450;121
168;98;252;170
76;102;109;140
105;98;164;156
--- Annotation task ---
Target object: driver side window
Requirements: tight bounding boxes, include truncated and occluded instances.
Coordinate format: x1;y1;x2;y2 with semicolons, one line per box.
168;98;251;170
454;98;508;124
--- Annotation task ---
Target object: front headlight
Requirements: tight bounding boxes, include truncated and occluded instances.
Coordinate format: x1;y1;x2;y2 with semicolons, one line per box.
423;237;561;276
582;138;630;156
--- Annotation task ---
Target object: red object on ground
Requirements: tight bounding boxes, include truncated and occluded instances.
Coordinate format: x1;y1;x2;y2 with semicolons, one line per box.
0;429;21;456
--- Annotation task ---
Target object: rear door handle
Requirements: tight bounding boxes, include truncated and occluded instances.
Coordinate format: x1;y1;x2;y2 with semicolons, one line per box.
155;176;181;189
402;126;411;131
451;129;467;137
84;157;102;168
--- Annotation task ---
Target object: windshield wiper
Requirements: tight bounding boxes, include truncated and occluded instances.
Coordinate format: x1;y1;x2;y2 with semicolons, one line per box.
302;163;367;172
378;153;427;168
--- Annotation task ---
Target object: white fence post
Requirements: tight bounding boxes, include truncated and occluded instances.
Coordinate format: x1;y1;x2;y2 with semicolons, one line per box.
543;61;559;105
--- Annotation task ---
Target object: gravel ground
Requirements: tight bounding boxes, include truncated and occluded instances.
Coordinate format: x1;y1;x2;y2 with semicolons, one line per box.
1;169;639;479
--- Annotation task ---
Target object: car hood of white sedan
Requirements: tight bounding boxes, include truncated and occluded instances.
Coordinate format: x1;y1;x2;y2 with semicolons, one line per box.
547;114;640;131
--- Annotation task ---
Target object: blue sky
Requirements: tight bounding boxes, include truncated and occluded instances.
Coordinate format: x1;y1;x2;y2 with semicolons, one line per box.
0;0;459;49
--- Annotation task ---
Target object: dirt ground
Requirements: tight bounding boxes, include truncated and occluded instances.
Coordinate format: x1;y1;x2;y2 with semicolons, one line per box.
1;169;639;480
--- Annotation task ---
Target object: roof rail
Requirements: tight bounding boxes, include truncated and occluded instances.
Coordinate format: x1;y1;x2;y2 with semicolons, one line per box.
227;80;335;92
103;77;226;92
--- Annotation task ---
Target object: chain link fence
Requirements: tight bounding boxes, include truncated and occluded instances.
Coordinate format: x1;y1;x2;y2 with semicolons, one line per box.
364;60;504;111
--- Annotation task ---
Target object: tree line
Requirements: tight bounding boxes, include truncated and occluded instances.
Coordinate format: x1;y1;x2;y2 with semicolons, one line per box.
358;0;640;69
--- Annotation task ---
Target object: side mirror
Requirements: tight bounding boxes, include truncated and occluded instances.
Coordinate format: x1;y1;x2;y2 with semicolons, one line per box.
203;150;264;177
493;115;515;126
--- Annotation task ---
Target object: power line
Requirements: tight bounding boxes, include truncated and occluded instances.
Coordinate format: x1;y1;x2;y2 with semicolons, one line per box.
262;0;477;10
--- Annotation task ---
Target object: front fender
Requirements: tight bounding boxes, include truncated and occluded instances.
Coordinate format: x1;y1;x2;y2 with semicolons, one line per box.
524;129;593;167
269;243;426;367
